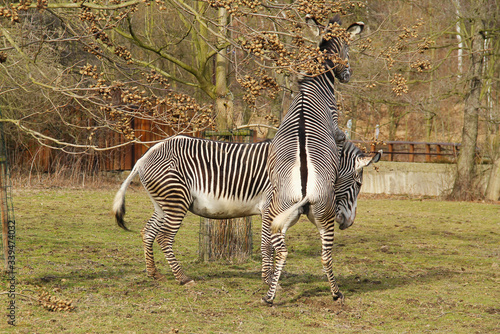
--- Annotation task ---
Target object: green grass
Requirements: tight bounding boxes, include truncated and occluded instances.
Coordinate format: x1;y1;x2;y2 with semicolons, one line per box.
2;186;499;333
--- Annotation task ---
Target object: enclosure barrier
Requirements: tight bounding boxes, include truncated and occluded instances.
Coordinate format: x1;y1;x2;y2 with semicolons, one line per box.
22;115;474;173
352;140;461;163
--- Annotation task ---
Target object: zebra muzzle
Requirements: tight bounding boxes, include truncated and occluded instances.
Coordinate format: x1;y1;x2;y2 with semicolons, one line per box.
336;211;354;230
339;69;351;83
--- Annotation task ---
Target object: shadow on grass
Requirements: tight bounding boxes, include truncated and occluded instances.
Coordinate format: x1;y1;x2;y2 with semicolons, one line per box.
277;267;464;305
180;261;467;306
23;255;465;308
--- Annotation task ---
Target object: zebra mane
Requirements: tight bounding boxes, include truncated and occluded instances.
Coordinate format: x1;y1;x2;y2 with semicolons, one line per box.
297;68;336;93
329;14;342;26
341;140;361;157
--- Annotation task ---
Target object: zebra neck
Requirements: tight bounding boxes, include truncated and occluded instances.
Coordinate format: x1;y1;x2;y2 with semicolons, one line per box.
299;70;336;103
298;70;338;123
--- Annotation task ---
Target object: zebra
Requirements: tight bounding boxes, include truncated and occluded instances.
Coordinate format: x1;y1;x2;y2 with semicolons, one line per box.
261;140;379;286
112;136;379;286
260;16;365;305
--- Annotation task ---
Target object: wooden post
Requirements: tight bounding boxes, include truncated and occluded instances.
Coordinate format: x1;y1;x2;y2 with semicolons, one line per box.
199;217;252;262
409;144;415;162
425;144;431;162
388;143;394;161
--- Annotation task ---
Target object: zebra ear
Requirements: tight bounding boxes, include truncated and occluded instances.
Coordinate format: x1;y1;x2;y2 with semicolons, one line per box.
305;14;323;37
373;150;382;163
346;22;365;39
355;150;382;171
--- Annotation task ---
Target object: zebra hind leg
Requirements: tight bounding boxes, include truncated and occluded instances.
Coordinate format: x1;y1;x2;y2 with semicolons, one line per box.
156;215;193;285
154;184;193;285
142;212;167;281
309;202;344;304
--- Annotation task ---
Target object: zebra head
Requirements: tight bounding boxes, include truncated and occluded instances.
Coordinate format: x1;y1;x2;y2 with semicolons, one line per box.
306;15;364;83
335;141;382;230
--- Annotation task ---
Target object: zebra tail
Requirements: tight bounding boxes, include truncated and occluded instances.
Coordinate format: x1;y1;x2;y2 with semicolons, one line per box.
112;165;139;231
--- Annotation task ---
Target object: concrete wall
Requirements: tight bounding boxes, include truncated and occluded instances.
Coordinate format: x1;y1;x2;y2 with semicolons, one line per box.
361;161;490;196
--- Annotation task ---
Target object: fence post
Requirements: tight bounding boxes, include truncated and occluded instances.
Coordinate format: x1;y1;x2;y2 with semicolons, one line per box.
409;144;415;162
425;144;431;162
388;143;394;161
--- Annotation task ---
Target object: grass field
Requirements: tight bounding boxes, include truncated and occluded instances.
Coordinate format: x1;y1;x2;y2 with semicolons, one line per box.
1;186;499;333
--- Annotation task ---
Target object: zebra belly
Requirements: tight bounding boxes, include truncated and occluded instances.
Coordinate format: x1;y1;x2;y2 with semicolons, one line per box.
189;192;262;219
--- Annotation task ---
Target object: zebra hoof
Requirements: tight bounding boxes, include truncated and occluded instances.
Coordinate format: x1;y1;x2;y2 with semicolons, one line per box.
333;291;345;304
181;278;195;286
149;271;167;281
261;296;273;306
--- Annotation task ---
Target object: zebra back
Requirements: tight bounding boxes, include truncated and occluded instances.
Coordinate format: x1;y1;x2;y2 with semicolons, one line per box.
140;136;271;204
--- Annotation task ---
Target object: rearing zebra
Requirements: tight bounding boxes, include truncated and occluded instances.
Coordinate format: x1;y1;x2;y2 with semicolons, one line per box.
112;136;379;285
260;16;364;305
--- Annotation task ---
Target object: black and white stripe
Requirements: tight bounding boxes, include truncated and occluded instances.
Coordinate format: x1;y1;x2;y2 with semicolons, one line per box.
112;135;378;286
113;135;270;284
260;16;365;305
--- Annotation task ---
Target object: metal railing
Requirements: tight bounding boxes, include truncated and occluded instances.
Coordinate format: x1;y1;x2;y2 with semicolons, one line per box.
352;140;460;163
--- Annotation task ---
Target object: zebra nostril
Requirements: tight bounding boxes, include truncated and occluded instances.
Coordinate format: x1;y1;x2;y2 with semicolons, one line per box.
336;212;346;226
340;71;350;83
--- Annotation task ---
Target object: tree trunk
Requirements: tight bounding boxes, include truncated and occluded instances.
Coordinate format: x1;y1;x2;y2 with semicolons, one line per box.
199;217;252;263
200;8;252;263
0;110;15;273
450;16;484;200
215;8;233;130
485;132;500;201
485;153;500;201
388;105;397;141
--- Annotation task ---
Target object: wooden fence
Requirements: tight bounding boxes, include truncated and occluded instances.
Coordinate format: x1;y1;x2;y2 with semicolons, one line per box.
101;118;179;171
24;120;261;173
24;118;182;173
353;140;460;163
22;114;468;172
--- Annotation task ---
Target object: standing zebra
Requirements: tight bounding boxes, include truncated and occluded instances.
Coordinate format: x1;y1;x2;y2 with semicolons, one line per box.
113;136;379;285
261;141;379;286
260;16;364;305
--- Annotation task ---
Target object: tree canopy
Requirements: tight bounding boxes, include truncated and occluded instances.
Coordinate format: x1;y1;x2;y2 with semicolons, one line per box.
1;0;499;199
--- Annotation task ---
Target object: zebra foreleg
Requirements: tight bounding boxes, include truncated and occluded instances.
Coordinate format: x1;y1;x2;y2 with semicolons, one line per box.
320;226;344;304
262;232;288;305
